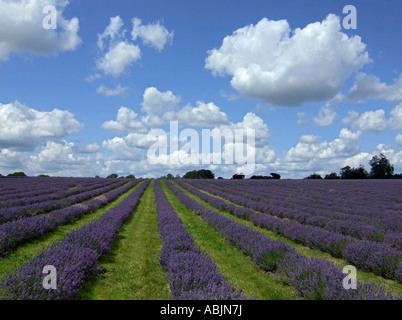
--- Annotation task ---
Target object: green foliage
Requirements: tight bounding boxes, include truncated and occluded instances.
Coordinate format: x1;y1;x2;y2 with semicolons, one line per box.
270;173;281;180
232;174;245;179
340;165;369;179
304;173;323;180
106;174;118;179
324;172;340;179
7;172;27;177
369;153;394;178
250;173;281;180
182;169;215;179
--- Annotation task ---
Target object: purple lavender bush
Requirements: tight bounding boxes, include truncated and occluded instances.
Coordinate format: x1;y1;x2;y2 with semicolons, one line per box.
155;180;248;300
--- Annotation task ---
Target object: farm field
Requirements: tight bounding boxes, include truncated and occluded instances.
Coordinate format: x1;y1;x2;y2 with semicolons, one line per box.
0;176;401;300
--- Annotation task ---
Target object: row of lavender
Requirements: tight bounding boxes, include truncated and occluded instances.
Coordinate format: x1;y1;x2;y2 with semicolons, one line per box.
179;180;402;283
0;180;149;300
226;179;402;216
165;180;401;300
154;180;248;300
0;180;141;257
0;179;134;224
0;178;120;208
206;180;402;236
193;180;401;246
0;177;99;200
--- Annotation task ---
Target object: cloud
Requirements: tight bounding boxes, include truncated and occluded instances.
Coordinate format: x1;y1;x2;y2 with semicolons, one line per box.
0;0;81;62
131;17;174;51
342;110;359;124
285;128;362;162
96;41;141;77
0;149;25;173
396;134;402;148
218;112;270;147
205;14;370;106
178;102;229;127
96;84;128;97
95;16;141;77
343;107;399;132
0;101;82;151
297;112;308;126
93;16;172;78
141;87;181;126
102;106;147;133
389;103;402;130
27;140;102;176
346;73;402;103
78;143;100;153
313;106;337;126
351;109;388;132
299;135;319;144
97;16;126;51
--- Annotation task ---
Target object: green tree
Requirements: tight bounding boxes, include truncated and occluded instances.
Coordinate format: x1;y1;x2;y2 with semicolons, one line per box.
182;170;198;179
270;173;281;180
340;165;368;179
232;174;245;179
107;173;118;179
369;153;394;179
325;172;340;179
304;173;323;180
182;169;215;179
7;172;27;177
198;169;215;179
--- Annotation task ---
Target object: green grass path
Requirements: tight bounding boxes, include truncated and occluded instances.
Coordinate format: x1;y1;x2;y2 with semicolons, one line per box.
77;180;170;300
161;180;301;300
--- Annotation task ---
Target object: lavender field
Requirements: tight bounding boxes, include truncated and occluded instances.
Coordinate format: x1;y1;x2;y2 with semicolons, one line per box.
0;176;401;300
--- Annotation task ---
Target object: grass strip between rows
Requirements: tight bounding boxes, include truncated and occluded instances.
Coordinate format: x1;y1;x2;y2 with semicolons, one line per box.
77;180;170;300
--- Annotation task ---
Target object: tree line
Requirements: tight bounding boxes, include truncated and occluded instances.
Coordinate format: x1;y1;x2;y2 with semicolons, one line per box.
2;154;399;180
305;153;402;180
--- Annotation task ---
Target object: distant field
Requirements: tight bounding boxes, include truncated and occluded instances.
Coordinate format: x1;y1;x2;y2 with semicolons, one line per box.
0;177;401;300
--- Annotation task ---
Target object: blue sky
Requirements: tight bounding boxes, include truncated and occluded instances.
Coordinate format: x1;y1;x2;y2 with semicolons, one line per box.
0;0;402;178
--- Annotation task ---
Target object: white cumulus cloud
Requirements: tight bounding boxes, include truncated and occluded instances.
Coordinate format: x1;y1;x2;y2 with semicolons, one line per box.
205;14;370;106
346;73;402;103
141;87;181;126
389;103;402;130
178;102;229;127
0;101;82;151
314;106;337;126
0;0;81;62
96;41;141;77
131;17;174;51
102;106;147;133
